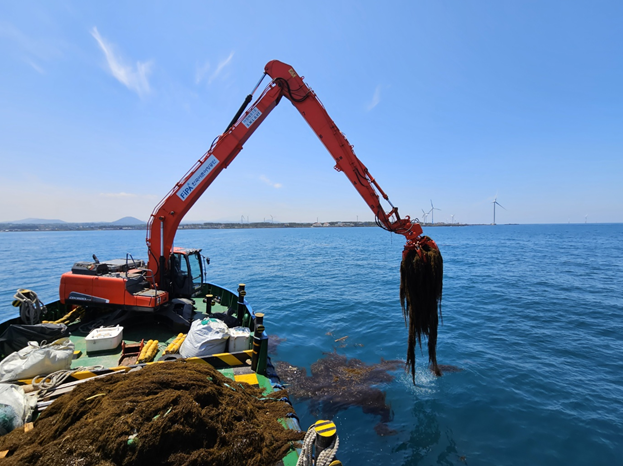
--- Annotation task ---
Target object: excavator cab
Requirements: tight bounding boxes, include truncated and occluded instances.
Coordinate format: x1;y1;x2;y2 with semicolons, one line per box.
169;248;204;299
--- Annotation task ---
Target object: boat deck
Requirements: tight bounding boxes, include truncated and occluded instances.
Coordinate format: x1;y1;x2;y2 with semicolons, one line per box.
2;286;303;465
70;299;226;369
62;306;300;465
65;300;278;391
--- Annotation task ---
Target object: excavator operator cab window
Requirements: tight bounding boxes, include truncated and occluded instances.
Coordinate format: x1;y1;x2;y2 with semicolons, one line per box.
170;252;203;298
187;252;203;292
170;253;190;298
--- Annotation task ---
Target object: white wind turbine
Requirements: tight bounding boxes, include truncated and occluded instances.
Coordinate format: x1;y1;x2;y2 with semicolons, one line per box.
492;195;506;225
429;200;441;225
421;209;429;224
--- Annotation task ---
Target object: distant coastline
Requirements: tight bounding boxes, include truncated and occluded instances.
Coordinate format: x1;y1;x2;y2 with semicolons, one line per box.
0;221;471;232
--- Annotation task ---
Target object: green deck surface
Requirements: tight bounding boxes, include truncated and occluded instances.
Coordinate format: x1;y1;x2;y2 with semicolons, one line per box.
66;302;279;397
70;302;227;369
2;285;301;464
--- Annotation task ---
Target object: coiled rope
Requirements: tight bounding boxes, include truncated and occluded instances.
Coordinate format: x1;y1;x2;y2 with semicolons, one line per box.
32;366;105;397
12;289;46;325
296;422;339;466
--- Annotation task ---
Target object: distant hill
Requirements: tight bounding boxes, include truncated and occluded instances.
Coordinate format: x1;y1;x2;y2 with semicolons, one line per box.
110;217;145;225
12;218;66;224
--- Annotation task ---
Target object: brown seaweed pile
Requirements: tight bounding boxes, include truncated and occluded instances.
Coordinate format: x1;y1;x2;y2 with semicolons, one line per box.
0;362;304;466
400;238;443;381
275;353;402;436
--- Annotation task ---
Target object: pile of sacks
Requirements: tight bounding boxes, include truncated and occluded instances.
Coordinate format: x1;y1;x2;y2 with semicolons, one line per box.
0;338;74;435
180;318;250;357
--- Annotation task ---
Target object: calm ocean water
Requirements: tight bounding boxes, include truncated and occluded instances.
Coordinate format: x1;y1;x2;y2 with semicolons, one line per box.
1;224;622;465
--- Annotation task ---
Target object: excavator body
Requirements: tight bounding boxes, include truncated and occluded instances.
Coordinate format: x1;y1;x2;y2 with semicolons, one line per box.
59;248;204;312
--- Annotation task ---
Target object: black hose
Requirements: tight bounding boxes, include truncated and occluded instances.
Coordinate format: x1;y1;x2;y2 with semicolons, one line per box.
274;78;309;102
225;94;253;132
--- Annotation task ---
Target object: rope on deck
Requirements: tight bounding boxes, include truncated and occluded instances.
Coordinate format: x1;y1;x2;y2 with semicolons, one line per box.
32;365;105;397
12;289;46;325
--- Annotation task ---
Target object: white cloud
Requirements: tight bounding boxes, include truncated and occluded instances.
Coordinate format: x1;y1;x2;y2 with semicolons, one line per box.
366;85;382;111
0;177;159;223
24;58;44;74
195;60;210;84
260;175;282;189
208;52;234;84
0;20;61;71
91;27;152;98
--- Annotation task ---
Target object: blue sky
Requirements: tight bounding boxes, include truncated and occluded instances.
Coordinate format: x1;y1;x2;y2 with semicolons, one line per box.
1;1;621;224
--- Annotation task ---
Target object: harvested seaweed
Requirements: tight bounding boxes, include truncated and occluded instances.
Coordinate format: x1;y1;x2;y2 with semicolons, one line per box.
0;362;304;466
400;236;443;381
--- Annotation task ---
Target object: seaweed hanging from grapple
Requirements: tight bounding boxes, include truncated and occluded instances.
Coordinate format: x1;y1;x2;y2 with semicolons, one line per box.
400;236;443;382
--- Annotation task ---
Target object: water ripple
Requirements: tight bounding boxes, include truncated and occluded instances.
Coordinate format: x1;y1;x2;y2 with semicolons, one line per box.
1;224;622;464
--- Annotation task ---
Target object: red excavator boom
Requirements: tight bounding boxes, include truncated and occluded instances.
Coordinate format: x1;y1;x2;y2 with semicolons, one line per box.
61;60;434;313
146;60;427;288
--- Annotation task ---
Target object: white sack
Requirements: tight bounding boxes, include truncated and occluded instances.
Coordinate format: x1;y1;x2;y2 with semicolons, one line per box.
0;338;74;383
0;384;37;436
180;318;229;358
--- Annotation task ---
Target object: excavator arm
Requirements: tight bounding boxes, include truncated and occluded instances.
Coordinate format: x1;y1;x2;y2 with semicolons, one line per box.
147;60;426;286
146;78;284;284
264;61;423;243
147;60;442;381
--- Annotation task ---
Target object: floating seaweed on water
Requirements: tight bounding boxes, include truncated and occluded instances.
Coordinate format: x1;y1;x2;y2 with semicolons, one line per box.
276;352;402;436
437;364;463;374
267;334;287;354
400;237;443;381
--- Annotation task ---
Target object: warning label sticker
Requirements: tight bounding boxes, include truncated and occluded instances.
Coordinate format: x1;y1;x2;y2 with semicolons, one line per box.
242;107;262;128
